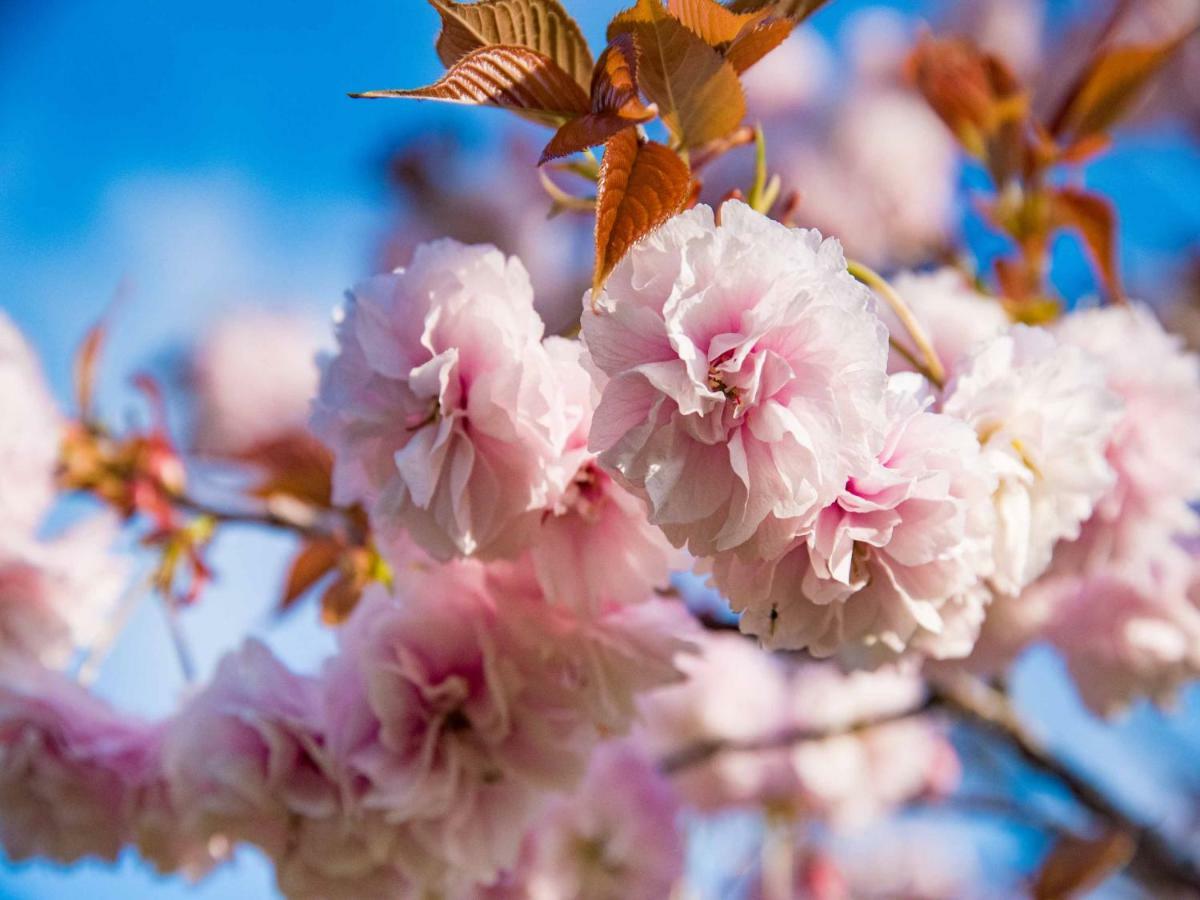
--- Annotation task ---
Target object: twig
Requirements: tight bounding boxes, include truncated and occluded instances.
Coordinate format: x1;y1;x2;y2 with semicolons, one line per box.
931;674;1200;894
847;260;946;388
659;694;940;775
171;493;342;541
162;596;197;684
74;571;156;686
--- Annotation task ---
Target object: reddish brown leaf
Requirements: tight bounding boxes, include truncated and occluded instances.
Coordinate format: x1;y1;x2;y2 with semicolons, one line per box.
281;539;341;611
593;129;692;297
352;45;590;125
321;572;364;625
73;321;106;420
668;0;757;45
907;35;1028;184
725;17;793;73
1033;831;1134;900
1050;38;1189;142
724;0;829;22
609;0;746;149
429;0;595;89
1051;187;1122;300
241;431;334;507
540;32;657;163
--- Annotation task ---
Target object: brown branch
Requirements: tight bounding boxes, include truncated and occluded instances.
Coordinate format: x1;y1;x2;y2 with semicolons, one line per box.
931;674;1200;894
170;493;346;541
659;694;940;775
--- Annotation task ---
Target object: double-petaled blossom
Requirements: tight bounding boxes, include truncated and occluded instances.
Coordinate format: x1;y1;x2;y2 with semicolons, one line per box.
942;325;1121;596
164;640;416;897
1031;547;1200;716
490;740;684;900
524;339;680;612
192;310;323;456
714;374;995;661
312;239;579;562
583;201;889;560
0;514;129;668
320;560;693;888
1052;304;1200;571
0;312;61;533
0;664;157;864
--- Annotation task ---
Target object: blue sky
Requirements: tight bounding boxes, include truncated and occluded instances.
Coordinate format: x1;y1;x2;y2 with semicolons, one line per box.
2;0;1199;896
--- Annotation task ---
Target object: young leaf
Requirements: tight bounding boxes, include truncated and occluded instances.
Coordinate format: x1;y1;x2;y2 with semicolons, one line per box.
907;35;1028;184
429;0;595;90
725;0;829;22
352;45;590;125
241;431;334;507
1051;187;1122;301
608;0;746;149
593;128;691;297
541;32;657;163
724;17;793;73
280;539;341;612
1050;37;1188;144
73;321;107;421
668;0;757;46
1033;831;1133;900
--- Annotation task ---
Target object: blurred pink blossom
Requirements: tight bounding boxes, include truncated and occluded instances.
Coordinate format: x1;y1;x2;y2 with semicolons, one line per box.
0;664;155;864
493;740;684;900
583;202;888;559
192;310;322;456
0;514;129;668
0;312;62;534
313;239;582;562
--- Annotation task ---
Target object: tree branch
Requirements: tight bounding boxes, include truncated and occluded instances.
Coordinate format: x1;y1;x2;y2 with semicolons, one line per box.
659;694;940;775
931;674;1200;893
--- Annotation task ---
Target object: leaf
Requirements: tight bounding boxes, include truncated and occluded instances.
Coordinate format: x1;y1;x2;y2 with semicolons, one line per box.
352;45;590;125
320;574;364;626
242;432;335;507
725;0;829;22
593;128;692;297
73;321;106;420
429;0;595;89
725;17;793;73
608;0;746;149
1050;37;1188;142
1051;187;1122;300
281;539;341;611
1033;831;1133;900
541;32;658;163
906;35;1028;183
668;0;757;45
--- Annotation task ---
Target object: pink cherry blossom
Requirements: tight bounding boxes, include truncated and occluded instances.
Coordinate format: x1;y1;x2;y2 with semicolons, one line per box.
1053;304;1200;572
637;631;795;811
884;269;1011;379
192;310;323;456
0;663;156;864
496;740;684;900
0;312;61;534
525;338;680;611
1035;547;1200;716
164;640;341;862
714;374;995;661
583;201;889;559
0;514;129;668
313;239;579;562
942;325;1121;595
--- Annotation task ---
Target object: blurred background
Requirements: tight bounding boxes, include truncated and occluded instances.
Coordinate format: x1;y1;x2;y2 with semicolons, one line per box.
2;0;1199;896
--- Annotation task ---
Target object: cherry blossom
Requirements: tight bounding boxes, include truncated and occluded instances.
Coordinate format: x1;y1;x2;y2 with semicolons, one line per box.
583;201;888;559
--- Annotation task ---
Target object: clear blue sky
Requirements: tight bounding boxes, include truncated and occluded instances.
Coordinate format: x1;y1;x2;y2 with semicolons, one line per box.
1;0;1198;897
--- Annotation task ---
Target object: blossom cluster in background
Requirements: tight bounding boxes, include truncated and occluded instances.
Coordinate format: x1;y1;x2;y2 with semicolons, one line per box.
3;0;1200;898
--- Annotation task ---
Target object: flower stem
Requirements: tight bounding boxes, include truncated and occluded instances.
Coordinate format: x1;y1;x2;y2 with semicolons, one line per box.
847;260;947;388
